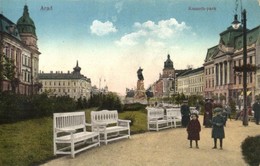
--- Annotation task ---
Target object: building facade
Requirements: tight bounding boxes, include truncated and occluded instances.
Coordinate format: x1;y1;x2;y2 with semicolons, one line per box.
38;61;92;100
177;67;204;96
204;22;260;106
0;5;41;95
151;54;176;98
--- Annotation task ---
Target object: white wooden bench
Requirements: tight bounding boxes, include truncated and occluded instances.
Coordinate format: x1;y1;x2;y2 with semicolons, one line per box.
147;107;171;131
166;108;182;128
91;110;131;145
53;112;100;158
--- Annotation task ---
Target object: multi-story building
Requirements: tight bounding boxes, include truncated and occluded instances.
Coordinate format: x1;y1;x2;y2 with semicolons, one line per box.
0;5;41;95
151;54;190;99
151;54;175;98
177;67;204;96
204;17;260;106
38;61;92;100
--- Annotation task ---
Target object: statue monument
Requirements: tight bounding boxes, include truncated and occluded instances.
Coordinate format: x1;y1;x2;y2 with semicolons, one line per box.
134;67;146;100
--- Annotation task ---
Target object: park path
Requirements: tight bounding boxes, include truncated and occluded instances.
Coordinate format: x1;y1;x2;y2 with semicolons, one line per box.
42;117;260;166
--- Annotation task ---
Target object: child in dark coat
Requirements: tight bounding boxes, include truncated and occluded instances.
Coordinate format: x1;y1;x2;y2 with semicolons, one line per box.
212;107;225;149
187;113;201;148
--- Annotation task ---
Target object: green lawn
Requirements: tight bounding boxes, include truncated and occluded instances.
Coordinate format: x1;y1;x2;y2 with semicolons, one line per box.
0;117;53;166
0;108;147;166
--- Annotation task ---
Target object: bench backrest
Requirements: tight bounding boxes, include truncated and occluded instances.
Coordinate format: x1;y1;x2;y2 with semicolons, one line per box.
53;112;86;132
166;108;182;119
91;110;118;125
147;107;165;120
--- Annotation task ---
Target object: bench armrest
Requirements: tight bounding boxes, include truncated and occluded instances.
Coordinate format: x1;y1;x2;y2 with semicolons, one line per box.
118;119;131;127
85;123;92;127
118;119;131;123
92;124;106;132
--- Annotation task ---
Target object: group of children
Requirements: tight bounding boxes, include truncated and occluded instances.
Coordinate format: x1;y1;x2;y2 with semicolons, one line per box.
186;107;225;149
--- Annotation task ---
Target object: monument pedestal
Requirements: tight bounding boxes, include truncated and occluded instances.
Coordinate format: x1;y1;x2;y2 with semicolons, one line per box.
134;80;146;101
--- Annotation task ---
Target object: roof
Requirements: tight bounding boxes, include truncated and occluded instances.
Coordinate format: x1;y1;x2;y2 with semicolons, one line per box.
38;72;91;83
205;45;218;62
177;67;204;78
164;54;174;69
17;5;36;36
0;14;21;40
234;26;260;50
39;61;91;82
175;69;191;77
219;26;243;47
204;25;260;63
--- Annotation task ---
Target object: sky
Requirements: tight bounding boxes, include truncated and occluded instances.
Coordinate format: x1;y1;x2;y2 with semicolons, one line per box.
2;0;260;95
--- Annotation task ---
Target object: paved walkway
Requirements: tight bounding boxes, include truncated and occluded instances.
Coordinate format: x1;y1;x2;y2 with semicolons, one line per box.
42;117;260;166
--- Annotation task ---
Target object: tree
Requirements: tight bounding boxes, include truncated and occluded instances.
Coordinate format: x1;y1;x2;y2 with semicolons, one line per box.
0;41;16;93
4;57;16;92
0;41;4;91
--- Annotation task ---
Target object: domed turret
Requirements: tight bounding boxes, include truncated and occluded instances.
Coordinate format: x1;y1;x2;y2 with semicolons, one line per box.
73;61;81;75
164;54;173;69
17;5;36;36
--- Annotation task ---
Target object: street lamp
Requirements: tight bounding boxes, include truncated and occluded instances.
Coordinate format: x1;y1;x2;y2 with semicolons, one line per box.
232;9;248;126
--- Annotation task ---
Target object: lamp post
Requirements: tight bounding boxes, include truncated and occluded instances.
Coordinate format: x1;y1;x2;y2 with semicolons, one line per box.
232;9;248;126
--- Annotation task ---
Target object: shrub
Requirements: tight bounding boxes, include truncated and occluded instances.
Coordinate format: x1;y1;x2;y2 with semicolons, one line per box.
241;135;260;166
0;92;77;124
123;103;147;111
123;112;136;126
98;92;123;112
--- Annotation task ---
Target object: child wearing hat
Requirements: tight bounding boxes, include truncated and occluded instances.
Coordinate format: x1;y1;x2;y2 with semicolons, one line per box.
211;107;225;149
187;113;201;148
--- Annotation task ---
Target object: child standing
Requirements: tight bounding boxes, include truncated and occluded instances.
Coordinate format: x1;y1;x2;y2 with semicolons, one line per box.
187;113;201;148
212;107;225;150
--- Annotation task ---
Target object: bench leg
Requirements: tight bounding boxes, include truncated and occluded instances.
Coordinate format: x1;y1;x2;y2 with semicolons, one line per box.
71;141;75;158
128;128;130;138
53;142;57;156
104;133;108;145
98;134;101;146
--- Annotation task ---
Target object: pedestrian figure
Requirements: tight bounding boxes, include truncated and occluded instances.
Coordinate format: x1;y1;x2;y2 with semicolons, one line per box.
181;100;190;127
187;113;201;148
224;104;232;121
223;104;232;126
252;98;260;125
203;98;213;128
212;107;225;150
